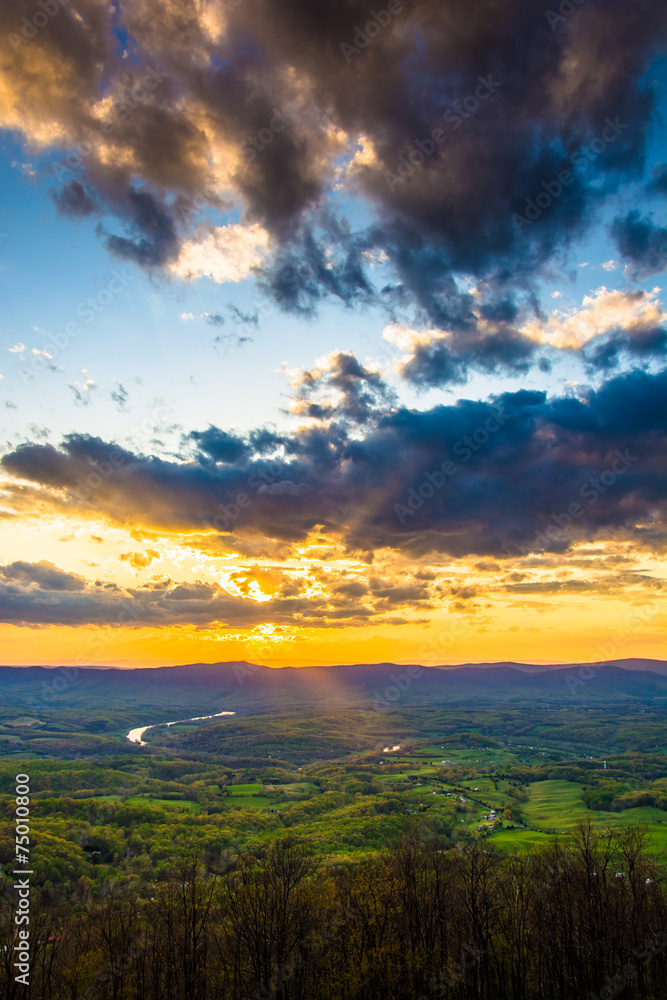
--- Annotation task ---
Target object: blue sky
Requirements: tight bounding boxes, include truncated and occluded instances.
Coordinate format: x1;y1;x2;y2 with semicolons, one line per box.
2;135;664;448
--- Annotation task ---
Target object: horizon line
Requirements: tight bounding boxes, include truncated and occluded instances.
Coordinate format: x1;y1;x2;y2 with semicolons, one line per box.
1;656;664;671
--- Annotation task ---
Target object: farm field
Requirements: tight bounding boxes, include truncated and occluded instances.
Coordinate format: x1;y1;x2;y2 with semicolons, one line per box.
1;706;665;880
125;795;200;811
487;779;667;855
63;768;665;855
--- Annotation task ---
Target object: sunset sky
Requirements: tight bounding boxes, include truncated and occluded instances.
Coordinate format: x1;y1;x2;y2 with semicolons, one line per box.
0;0;665;667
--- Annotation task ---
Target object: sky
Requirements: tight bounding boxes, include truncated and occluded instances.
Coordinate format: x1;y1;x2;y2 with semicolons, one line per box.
0;0;666;668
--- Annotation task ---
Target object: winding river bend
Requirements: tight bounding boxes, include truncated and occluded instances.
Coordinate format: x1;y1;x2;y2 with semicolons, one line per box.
126;710;235;746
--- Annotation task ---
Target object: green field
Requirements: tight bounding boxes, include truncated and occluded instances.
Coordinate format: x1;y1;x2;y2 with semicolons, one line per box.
89;793;200;811
486;829;552;850
373;767;667;857
221;795;276;809
277;781;321;796
1;706;665;878
491;779;667;857
125;795;199;811
522;779;588;828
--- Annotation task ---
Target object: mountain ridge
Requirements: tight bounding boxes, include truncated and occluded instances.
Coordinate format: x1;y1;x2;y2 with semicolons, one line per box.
1;656;665;673
1;660;665;714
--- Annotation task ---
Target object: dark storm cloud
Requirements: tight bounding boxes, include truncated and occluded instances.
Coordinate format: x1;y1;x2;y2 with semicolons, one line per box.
256;219;376;316
609;210;667;277
190;428;250;464
582;325;667;372
51;180;99;217
291;352;397;423
102;189;180;267
397;325;538;389
398;339;468;388
2;367;665;561
201;0;661;313
646;164;667;196
4;0;664;359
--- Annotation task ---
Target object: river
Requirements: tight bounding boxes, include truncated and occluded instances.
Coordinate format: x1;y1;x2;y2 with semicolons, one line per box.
126;710;235;746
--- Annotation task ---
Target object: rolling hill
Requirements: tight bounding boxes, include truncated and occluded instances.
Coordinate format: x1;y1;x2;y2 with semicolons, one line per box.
1;659;666;716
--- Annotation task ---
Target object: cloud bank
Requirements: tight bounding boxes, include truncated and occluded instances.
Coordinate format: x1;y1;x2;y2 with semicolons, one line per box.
2;0;665;349
2;365;665;572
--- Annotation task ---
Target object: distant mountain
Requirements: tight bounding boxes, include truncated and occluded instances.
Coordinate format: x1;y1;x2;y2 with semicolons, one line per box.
435;659;667;675
598;658;667;674
1;660;666;715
